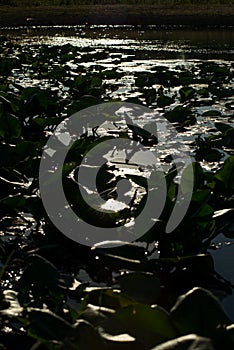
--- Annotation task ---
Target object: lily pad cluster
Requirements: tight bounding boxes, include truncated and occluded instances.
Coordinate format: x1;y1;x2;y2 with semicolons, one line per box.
0;38;234;349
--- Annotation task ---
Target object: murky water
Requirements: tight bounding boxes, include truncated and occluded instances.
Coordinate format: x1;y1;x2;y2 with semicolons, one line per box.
2;25;234;59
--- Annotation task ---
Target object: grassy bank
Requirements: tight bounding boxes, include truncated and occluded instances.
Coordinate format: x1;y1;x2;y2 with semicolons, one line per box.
0;4;234;27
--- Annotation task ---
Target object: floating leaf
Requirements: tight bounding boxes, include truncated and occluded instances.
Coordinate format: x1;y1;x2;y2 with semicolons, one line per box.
111;304;178;347
179;86;195;101
18;254;66;300
202;110;221;117
0;290;22;317
214;156;234;190
165;106;195;124
157;94;174;108
150;334;214;350
74;320;107;350
24;308;74;343
170;287;231;337
116;272;161;304
0;111;21;139
84;288;136;310
215;122;233;133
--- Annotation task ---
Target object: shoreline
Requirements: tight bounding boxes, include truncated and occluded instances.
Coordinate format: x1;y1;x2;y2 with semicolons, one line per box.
0;4;234;28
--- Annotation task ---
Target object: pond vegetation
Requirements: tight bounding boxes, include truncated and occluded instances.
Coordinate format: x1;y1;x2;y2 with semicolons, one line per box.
0;31;234;349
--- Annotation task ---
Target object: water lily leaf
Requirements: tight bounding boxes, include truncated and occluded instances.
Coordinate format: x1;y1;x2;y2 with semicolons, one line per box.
101;331;143;350
32;116;64;128
165;106;193;124
0;57;20;76
157;94;174;108
79;304;114;328
0;109;21;140
111;304;178;347
214;156;234;190
24;308;75;343
70;95;100;113
150;334;214;350
226;324;234;345
92;241;146;261
98;253;143;272
20;87;50;115
197;88;209;97
74;320;107;350
215;122;233;133
18;254;66;299
178;71;194;85
170;287;231;337
222;128;234;147
195;203;214;218
202;110;221;117
90;77;102;88
80;304;142;348
185;189;211;219
101;69;121;79
135;73;156;88
0;290;22;317
84;288;136;310
15;141;37;160
179;86;195;101
203;149;222;162
213;208;234;219
116;272;161;304
213;209;234;239
0;194;27;209
143;88;157;105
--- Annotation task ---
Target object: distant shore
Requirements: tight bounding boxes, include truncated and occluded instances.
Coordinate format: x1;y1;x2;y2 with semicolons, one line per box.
0;4;234;27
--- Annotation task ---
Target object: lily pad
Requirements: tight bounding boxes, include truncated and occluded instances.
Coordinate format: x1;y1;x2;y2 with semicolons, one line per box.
170;287;231;337
116;272;161;304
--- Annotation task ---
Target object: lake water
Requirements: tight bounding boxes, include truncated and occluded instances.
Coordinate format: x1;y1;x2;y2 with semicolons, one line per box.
1;24;234;320
2;25;234;59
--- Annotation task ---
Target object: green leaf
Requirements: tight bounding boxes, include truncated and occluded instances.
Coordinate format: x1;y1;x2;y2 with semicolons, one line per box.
84;288;137;310
202;110;221;117
25;308;75;343
102;332;142;350
157;94;174;108
111;304;178;347
170;287;231;338
226;324;234;346
0;290;22;317
150;334;214;350
93;242;146;261
213;208;234;219
18;254;66;299
74;320;107;350
68;95;100;113
214;156;234;190
197;87;209;97
32;116;64;128
187;190;211;218
215;122;233;133
179;86;195;101
90;77;102;88
135;73;156;88
79;304;114;328
0;112;21;139
116;272;161;304
178;70;193;85
165;106;194;124
15;141;37;160
0;194;27;209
